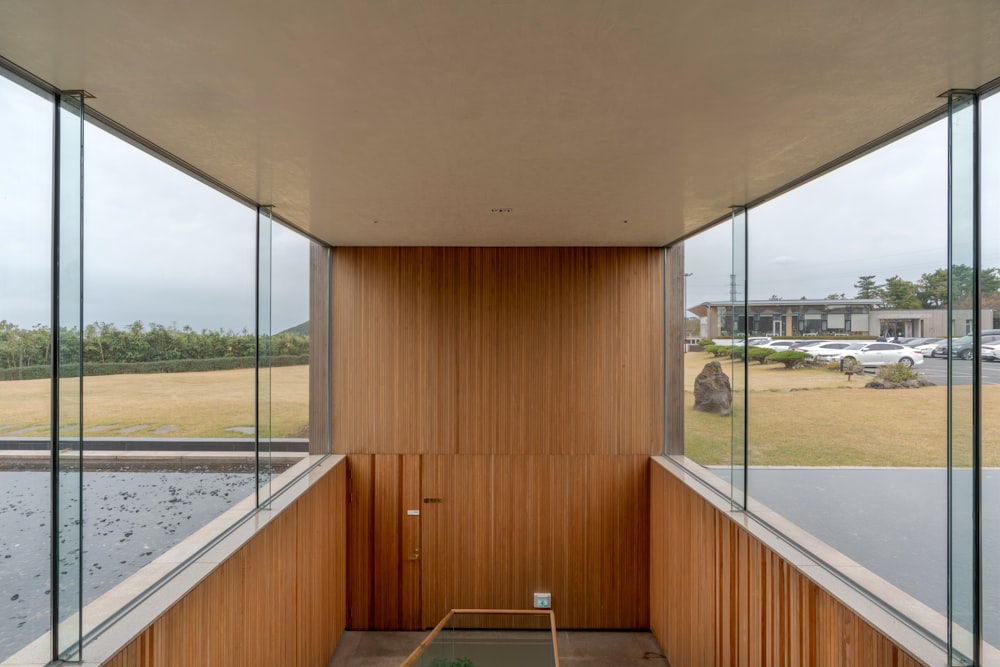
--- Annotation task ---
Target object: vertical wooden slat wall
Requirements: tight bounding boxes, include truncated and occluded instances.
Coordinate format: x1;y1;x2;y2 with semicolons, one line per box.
101;460;348;667
334;248;663;629
649;459;928;667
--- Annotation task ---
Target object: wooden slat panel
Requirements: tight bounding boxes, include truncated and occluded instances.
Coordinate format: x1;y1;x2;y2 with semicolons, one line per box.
309;244;331;454
419;454;647;629
102;460;347;667
650;460;929;667
346;454;374;629
333;247;663;457
374;454;402;629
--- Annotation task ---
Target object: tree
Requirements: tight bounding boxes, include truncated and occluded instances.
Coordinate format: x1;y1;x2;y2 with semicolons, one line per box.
880;275;920;309
825;293;846;300
854;275;879;299
916;269;948;308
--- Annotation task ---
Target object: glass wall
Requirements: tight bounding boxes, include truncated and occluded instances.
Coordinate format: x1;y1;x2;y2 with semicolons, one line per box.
746;118;949;644
681;218;736;474
982;88;1000;664
677;83;1000;661
0;71;54;664
0;61;328;663
81;119;260;611
268;221;311;456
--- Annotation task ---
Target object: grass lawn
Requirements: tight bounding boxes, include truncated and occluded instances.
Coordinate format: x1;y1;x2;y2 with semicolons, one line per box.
0;366;308;439
684;352;999;467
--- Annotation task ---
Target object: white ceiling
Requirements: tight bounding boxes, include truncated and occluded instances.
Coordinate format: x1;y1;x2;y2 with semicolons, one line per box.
2;0;1000;247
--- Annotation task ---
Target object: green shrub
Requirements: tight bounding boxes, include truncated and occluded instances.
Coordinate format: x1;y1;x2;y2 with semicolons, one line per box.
0;354;309;381
697;338;715;348
874;363;920;383
748;346;776;364
767;350;809;369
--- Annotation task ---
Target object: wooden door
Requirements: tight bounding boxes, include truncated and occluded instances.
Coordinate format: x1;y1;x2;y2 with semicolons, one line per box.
348;454;422;630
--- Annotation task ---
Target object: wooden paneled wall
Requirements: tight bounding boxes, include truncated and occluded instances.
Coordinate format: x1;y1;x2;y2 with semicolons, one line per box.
649;459;928;667
101;460;348;667
333;247;663;456
420;454;649;629
334;248;662;629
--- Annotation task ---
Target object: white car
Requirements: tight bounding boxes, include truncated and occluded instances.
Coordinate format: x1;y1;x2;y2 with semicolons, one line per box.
839;342;924;368
757;340;808;352
982;343;1000;362
798;341;853;357
910;338;943;357
813;343;868;362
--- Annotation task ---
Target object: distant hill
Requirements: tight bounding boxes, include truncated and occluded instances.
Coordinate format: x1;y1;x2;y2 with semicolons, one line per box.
278;321;309;336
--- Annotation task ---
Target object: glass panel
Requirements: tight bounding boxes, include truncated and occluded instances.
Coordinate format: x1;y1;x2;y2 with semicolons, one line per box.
731;208;747;509
947;90;978;665
81;120;257;629
681;218;739;502
981;88;1000;664
0;73;54;663
268;222;311;470
745;118;949;645
257;206;273;504
55;91;85;661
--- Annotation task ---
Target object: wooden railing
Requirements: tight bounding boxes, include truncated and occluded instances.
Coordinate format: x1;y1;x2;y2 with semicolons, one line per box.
400;609;560;667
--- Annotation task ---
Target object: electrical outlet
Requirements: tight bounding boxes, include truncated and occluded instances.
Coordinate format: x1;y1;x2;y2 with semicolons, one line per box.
533;593;551;609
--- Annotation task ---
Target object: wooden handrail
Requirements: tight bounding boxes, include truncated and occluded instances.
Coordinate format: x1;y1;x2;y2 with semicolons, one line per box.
399;609;559;667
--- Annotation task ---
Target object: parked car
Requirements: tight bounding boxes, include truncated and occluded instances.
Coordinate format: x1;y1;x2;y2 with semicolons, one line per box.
758;340;808;351
901;337;937;348
813;343;868;362
933;332;1000;360
799;341;854;357
839;342;924;367
982;342;1000;362
790;340;830;352
911;338;943;357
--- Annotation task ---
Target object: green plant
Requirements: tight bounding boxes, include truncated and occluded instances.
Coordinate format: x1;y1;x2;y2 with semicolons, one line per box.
874;362;921;383
767;350;809;369
748;346;776;364
428;658;475;667
697;338;715;348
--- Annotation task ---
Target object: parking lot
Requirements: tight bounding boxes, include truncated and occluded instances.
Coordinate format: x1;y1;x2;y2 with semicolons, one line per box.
917;357;1000;386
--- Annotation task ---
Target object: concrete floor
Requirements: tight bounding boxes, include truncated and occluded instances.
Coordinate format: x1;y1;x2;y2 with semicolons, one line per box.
327;630;670;667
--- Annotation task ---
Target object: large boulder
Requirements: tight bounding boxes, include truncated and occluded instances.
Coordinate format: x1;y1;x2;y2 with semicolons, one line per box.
693;361;733;415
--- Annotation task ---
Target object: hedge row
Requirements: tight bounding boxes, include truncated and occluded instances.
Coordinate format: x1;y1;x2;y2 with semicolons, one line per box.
0;354;309;381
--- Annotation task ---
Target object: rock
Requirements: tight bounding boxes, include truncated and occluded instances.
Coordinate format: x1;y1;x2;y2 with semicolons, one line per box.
865;377;935;389
693;361;733;415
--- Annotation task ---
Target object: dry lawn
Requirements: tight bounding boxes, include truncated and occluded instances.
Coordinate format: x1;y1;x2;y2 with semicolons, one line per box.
684;353;999;467
0;366;308;439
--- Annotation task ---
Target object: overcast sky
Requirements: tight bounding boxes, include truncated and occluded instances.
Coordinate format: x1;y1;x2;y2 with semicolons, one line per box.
685;94;1000;312
0;73;310;333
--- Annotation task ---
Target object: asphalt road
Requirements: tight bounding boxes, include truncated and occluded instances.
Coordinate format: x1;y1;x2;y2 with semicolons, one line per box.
917;356;1000;386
